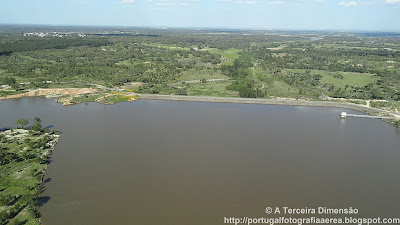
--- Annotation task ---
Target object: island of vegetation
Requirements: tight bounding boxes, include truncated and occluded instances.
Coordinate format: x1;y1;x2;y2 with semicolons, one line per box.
0;118;60;225
0;26;399;125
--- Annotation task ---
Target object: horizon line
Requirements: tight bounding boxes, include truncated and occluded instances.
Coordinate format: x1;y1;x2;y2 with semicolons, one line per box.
1;23;400;34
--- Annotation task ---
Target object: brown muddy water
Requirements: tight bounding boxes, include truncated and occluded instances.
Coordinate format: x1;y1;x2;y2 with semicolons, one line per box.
1;97;400;225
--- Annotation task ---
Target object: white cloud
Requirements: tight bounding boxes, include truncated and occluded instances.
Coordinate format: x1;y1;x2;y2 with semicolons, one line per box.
386;0;400;3
157;2;176;5
236;0;257;4
146;0;199;6
121;0;136;3
264;0;325;5
268;1;285;4
338;1;357;7
218;0;256;3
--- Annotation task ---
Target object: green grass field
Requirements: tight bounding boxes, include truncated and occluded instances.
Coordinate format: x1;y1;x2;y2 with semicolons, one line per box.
284;69;377;88
207;48;241;66
320;72;376;88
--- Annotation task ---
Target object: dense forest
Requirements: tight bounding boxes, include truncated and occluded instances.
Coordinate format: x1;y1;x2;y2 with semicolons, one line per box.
0;26;399;104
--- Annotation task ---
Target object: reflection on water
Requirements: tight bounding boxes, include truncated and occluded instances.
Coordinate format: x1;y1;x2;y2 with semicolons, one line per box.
339;117;346;129
1;98;400;225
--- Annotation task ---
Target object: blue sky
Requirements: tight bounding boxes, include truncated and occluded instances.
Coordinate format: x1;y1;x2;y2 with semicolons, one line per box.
0;0;399;31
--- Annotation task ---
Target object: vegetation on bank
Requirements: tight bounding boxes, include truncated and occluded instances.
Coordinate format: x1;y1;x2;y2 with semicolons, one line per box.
387;119;400;128
56;91;139;105
0;26;399;115
0;118;60;225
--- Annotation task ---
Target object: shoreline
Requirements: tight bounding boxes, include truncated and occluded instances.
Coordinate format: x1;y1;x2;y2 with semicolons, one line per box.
137;94;400;119
0;88;138;105
38;133;60;225
1;87;399;120
1;91;399;123
0;88;98;100
40;134;60;184
1;90;399;118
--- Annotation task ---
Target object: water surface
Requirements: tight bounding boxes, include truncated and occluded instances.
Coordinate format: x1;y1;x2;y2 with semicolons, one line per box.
1;98;400;225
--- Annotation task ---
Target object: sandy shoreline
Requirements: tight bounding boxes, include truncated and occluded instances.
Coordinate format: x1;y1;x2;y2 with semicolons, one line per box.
0;88;97;100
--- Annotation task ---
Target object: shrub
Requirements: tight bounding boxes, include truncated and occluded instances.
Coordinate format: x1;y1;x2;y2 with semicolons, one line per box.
175;88;187;95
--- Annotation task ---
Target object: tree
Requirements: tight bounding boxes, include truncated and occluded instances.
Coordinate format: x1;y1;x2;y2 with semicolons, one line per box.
33;117;41;125
15;118;28;129
10;83;20;90
175;88;187;96
33;78;48;88
32;117;42;132
1;77;16;86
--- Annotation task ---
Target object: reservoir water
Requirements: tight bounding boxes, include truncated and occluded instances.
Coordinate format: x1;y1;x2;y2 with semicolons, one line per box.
1;97;400;225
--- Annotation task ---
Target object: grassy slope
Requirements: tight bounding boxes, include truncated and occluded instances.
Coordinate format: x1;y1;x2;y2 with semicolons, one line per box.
207;48;240;66
284;69;377;88
321;72;377;88
251;67;308;99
